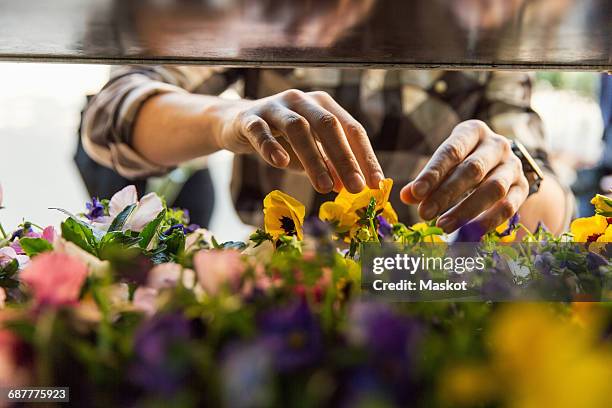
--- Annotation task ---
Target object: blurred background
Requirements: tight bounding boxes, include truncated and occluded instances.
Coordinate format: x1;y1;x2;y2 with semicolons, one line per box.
0;63;606;241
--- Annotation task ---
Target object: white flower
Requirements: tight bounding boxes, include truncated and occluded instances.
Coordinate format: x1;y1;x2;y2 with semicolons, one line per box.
508;260;530;278
92;185;163;232
185;228;214;252
242;240;275;264
0;246;29;269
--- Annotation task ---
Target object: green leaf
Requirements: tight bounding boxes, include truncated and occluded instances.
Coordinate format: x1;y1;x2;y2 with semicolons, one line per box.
19;237;53;257
139;209;166;249
108;204;137;232
0;258;19;278
99;231;142;253
0;277;19;288
162;229;186;257
61;218;97;256
420;226;444;237
218;241;247;251
249;229;273;247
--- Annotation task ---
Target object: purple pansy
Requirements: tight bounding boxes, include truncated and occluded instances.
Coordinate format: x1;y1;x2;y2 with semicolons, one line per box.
130;313;192;395
85;197;105;221
376;215;393;239
454;221;486;242
498;213;520;237
534;251;555;275
163;223;200;236
257;299;323;372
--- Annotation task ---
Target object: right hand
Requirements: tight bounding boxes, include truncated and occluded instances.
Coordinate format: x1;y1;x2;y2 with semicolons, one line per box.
215;89;384;194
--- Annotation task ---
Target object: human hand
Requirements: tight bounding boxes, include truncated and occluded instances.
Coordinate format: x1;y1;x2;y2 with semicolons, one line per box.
216;89;384;194
400;120;529;233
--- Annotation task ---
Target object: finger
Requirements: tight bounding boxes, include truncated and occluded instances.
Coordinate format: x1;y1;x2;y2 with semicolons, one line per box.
261;105;335;193
417;138;511;221
289;97;365;193
400;120;489;203
469;183;528;233
278;136;343;191
240;115;290;168
434;160;523;232
276;137;303;172
309;91;384;189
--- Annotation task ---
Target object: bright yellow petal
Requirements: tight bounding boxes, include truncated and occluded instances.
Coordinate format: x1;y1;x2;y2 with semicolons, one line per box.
263;190;306;240
570;215;608;242
381;202;398;224
591;194;612;215
596;225;612;243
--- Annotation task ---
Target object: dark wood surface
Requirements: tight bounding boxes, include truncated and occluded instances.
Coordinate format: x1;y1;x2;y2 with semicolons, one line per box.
0;0;610;70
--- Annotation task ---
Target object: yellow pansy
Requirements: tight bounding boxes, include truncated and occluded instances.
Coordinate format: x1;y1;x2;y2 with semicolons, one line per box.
381;202;398;224
410;222;444;243
319;202;359;233
570;215;608;242
487;304;612;408
591;194;612;216
319;178;394;231
263;190;305;240
596;225;612;243
495;220;517;242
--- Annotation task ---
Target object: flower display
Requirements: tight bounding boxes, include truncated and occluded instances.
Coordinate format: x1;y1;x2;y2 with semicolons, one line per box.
0;183;610;407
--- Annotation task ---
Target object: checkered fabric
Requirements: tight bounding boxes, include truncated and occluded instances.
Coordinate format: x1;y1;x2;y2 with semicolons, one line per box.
82;66;568;227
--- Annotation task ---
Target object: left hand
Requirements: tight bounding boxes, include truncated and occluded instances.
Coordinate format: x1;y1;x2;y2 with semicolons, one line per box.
400;120;529;233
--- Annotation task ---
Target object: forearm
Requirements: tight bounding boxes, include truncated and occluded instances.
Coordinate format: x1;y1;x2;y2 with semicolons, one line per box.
132;92;235;167
518;173;569;235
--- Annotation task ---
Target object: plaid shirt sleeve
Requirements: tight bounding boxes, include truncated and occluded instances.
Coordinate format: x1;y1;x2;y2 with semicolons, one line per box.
81;65;230;179
477;72;550;168
477;71;575;225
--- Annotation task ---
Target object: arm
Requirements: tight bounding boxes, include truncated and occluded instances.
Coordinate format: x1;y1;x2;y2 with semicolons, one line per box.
401;72;572;235
83;66;384;194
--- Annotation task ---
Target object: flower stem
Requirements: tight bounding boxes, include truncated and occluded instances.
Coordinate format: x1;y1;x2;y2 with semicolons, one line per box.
0;223;6;239
369;218;380;244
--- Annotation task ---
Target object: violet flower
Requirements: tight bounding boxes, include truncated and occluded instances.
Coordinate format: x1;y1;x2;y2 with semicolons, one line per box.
163;223;200;236
534;252;555;275
454;221;485;242
130;313;191;395
498;213;520;237
85;197;105;221
348;301;420;359
376;215;393;239
257;299;323;372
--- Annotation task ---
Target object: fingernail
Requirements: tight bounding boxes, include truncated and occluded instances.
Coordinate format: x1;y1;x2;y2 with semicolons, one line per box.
437;217;455;232
317;173;334;192
270;149;288;166
422;204;438;220
412;180;430;198
346;172;366;192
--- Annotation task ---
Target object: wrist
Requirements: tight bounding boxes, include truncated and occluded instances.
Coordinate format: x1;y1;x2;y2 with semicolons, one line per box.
203;98;252;152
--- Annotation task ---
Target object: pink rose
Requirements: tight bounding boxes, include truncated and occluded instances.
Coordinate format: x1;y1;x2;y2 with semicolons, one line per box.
20;252;88;308
193;250;246;295
133;287;158;317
